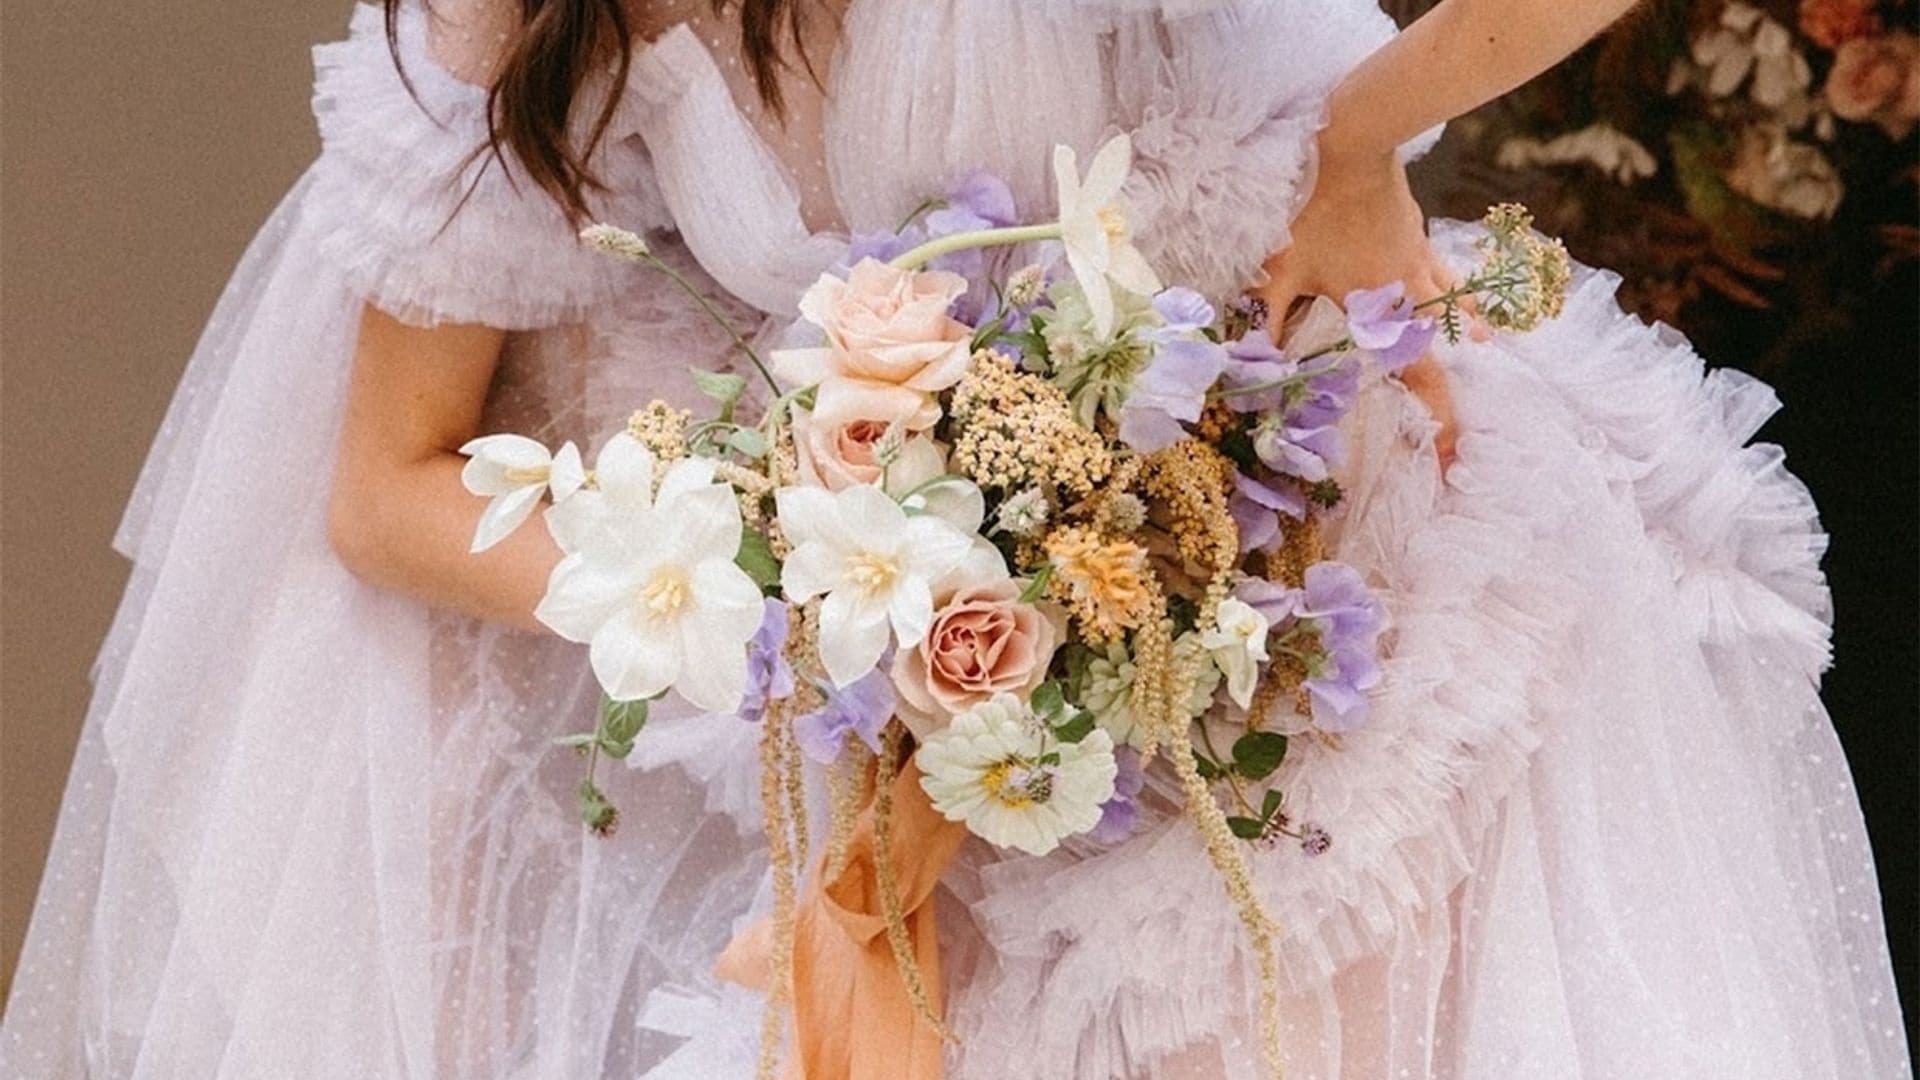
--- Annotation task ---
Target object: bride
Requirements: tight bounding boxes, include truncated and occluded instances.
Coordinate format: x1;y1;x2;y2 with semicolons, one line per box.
2;0;1907;1076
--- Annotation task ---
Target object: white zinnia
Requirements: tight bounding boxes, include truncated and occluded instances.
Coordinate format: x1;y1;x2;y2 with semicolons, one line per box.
917;693;1117;856
1199;598;1271;710
459;434;586;553
534;434;764;712
1053;135;1161;339
776;484;973;687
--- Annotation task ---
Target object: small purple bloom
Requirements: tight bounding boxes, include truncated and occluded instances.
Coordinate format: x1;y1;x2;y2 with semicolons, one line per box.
739;599;796;724
793;666;896;765
1090;746;1146;845
931;169;1018;230
1299;823;1332;857
1118;336;1226;452
1344;282;1436;372
1220;332;1296;413
1230;471;1305;554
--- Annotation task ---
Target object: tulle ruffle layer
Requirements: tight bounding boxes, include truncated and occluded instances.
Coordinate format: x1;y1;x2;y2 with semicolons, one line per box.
307;4;669;329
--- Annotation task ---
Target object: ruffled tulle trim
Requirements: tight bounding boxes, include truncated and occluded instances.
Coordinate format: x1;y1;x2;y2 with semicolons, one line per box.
942;222;1834;1077
307;4;670;330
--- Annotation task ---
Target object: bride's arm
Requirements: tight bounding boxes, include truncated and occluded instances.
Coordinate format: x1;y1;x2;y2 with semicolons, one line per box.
327;305;559;632
1257;0;1642;466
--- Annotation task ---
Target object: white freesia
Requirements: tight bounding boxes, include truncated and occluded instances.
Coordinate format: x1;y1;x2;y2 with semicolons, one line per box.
1199;598;1270;710
533;434;764;712
917;693;1117;856
776;484;973;687
459;434;585;553
1053;134;1161;339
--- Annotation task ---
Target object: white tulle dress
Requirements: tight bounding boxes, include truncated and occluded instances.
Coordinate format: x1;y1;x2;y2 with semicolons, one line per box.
2;2;1908;1078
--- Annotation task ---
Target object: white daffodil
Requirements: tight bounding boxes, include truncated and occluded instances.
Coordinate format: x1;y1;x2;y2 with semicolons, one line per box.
917;693;1117;856
534;434;765;712
459;434;586;553
776;484;973;687
1053;134;1161;339
1199;597;1271;710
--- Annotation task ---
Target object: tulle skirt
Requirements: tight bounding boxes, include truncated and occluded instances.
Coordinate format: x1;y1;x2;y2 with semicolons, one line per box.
2;213;1906;1080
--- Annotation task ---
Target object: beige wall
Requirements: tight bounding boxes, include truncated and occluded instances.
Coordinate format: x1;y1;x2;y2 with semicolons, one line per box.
1;3;348;1001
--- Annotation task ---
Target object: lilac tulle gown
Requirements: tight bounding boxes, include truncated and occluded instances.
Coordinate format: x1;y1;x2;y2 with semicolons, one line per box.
3;2;1908;1078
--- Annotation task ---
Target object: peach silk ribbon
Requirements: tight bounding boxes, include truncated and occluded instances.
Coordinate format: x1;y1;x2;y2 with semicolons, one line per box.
715;761;971;1080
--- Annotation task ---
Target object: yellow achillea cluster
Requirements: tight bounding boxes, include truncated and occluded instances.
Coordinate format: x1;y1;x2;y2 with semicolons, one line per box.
626;401;692;460
949;351;1112;498
1139;440;1240;585
1044;525;1154;642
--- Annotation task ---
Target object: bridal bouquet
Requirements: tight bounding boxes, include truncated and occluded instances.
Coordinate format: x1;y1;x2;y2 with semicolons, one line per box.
461;135;1567;1075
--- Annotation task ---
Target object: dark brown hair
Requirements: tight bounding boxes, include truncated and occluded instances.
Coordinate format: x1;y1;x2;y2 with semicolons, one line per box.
384;1;813;223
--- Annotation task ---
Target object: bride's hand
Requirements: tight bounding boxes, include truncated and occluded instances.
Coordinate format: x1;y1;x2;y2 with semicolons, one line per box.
1252;145;1460;470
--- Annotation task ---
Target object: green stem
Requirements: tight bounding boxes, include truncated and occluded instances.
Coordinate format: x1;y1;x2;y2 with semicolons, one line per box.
643;253;782;395
1206;346;1358;402
888;223;1063;272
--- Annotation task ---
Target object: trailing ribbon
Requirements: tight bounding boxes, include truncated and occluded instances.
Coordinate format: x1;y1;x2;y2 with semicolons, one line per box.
717;761;969;1079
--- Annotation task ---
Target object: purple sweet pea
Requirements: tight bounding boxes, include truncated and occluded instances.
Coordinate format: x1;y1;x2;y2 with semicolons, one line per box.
1233;562;1385;733
739;599;796;724
1090;746;1146;845
793;665;896;765
1344;282;1436;372
1150;287;1216;335
1230;471;1306;554
929;169;1018;231
1118;336;1226;451
1219;331;1295;414
1252;416;1344;482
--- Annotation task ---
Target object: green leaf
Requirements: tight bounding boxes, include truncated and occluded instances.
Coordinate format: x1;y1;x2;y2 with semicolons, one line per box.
726;428;770;459
1036;750;1062;767
1232;731;1290;781
1031;680;1067;720
735;528;782;591
1226;815;1267;841
1018;563;1055;603
1193;751;1225;781
691;368;747;421
1051;711;1096;745
969;314;1008;353
597;694;650;760
1261;788;1285;821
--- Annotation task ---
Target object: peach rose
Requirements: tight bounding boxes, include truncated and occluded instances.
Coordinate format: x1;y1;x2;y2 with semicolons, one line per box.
791;407;947;493
892;548;1064;737
773;258;974;424
1827;32;1920;139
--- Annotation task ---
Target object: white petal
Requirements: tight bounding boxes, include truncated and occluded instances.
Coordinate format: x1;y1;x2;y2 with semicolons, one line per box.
544;488;607;555
835;484;909;544
470;485;545;553
817;588;891;688
534;555;634;642
902;475;985;537
595;433;657;511
780;541;845;603
1106;242;1163;299
459;433;550;496
672;618;749;714
1081;134;1133;206
656;480;743;566
933;539;1012;597
774;486;839;549
903;517;975;582
589;610;681;702
693;558;768;642
1052;144;1083;208
547;442;587;502
1068;250;1118;339
882;438;948;499
655;456;719;508
885;574;935;648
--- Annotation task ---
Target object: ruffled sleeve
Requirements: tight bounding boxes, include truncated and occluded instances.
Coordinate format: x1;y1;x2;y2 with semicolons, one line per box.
1105;1;1441;301
306;3;672;329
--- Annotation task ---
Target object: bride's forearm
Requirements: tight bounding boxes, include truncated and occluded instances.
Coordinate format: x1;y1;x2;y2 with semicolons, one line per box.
1318;0;1641;170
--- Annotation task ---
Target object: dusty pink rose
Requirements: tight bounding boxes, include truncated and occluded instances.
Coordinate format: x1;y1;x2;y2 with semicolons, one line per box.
892;554;1064;737
773;258;974;424
1827;32;1920;138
